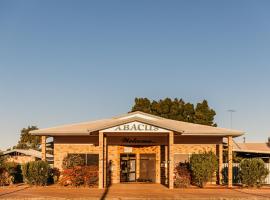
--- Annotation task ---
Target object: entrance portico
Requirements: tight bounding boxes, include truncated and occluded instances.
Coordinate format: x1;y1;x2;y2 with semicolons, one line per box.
32;111;244;189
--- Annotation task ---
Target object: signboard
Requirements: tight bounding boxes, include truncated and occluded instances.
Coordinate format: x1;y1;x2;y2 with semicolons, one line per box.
102;121;169;133
124;147;133;153
107;136;168;146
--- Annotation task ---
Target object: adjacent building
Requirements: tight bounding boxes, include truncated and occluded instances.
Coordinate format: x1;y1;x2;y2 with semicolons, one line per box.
1;149;53;164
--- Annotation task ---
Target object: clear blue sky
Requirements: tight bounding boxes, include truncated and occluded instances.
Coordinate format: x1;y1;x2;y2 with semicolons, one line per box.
0;0;269;149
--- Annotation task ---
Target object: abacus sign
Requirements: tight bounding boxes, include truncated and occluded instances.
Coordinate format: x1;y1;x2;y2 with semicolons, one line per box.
103;121;170;133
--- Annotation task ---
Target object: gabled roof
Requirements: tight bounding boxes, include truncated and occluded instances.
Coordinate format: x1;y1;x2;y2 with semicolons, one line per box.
30;111;244;137
1;149;53;159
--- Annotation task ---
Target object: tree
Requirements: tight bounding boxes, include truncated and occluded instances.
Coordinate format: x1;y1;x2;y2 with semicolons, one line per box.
16;126;40;150
131;98;217;126
194;100;217;126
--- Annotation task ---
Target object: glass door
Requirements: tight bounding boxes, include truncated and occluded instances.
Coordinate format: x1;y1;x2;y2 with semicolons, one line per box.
120;154;136;182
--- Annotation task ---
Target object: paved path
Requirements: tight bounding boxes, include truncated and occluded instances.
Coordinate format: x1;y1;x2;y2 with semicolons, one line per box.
0;184;270;199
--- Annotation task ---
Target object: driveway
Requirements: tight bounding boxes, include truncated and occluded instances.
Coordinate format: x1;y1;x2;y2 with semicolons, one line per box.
0;184;270;199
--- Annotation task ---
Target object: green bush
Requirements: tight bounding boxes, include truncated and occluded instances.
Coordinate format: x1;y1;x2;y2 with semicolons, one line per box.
190;151;218;188
0;155;5;168
4;162;23;184
0;159;23;185
48;167;61;184
0;168;13;186
174;163;191;188
239;158;269;187
62;154;85;169
221;165;241;184
22;160;50;186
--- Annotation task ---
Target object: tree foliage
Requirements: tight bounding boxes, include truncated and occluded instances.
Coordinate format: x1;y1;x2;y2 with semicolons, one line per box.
131;98;217;126
16;126;40;150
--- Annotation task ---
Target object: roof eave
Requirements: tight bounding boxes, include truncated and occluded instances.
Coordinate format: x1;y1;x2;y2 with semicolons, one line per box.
234;149;270;154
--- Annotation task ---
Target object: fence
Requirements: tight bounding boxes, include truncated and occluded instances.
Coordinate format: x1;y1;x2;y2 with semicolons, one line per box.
222;163;270;184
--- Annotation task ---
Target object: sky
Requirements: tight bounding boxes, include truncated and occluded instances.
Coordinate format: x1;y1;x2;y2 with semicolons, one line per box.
0;0;270;149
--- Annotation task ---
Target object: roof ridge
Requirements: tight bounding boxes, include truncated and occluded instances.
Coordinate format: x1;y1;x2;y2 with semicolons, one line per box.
113;111;163;120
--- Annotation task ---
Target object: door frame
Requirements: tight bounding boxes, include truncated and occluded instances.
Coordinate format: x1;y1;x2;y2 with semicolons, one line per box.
120;153;136;182
139;153;156;183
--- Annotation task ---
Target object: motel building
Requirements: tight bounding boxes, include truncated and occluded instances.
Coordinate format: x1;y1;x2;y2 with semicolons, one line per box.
31;111;244;189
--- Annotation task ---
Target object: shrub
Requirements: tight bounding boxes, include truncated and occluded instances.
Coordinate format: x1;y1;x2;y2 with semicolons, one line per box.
0;155;5;168
62;154;85;169
221;165;241;184
22;160;50;186
59;166;98;187
0;159;23;185
4;162;23;184
239;158;269;187
0;168;13;186
174;162;191;188
48;167;61;184
190;151;218;188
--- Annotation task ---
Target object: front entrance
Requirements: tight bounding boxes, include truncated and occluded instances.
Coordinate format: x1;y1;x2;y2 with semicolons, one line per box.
139;154;156;182
120;154;136;182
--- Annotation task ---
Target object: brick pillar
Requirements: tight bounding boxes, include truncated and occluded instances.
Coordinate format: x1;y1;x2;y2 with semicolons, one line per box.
218;143;223;185
99;131;104;189
168;131;174;189
136;153;140;181
41;136;46;161
164;145;168;185
104;135;107;187
156;145;161;183
228;136;233;188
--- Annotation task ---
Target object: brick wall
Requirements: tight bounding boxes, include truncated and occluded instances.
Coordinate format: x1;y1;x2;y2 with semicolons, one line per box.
54;144;100;170
53;136;218;185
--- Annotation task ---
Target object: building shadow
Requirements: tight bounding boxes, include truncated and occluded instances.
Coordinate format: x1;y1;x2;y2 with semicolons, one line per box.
100;160;112;200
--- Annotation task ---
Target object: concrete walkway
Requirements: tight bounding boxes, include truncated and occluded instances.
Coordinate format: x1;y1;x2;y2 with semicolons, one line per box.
0;184;270;199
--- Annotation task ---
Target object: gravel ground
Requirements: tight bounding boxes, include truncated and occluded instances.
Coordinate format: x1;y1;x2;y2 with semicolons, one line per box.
0;184;270;200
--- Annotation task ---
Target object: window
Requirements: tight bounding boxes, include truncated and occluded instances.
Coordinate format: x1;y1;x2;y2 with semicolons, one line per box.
68;154;99;166
86;154;98;166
